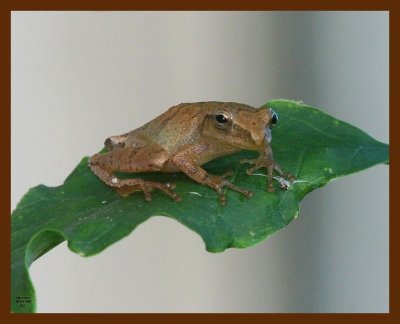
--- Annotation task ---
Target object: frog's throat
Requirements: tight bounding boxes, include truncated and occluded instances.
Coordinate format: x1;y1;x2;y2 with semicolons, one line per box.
264;127;272;143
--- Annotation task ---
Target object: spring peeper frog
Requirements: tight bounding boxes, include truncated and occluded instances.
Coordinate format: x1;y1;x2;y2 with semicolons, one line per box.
89;102;294;205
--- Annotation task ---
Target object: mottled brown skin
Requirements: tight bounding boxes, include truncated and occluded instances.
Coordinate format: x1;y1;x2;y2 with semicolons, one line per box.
89;102;294;205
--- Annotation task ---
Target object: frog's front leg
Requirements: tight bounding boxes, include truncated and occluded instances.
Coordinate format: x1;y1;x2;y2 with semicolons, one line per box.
89;146;181;202
171;146;252;205
240;144;295;192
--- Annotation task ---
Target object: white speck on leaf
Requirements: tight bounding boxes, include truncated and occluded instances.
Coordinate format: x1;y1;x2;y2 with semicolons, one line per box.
189;191;203;197
188;191;214;199
252;173;267;177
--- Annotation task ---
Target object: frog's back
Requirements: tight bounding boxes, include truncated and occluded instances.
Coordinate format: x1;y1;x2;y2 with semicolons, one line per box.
131;103;208;153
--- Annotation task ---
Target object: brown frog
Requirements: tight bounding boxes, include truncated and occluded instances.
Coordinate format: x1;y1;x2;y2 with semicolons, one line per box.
89;102;294;205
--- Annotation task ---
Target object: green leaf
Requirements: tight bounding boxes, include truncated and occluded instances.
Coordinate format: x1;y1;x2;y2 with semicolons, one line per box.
11;99;388;313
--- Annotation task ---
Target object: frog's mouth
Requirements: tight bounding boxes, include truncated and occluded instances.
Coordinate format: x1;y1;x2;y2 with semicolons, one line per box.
264;127;272;143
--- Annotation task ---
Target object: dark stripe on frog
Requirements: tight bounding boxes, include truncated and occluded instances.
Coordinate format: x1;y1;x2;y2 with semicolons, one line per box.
128;148;138;163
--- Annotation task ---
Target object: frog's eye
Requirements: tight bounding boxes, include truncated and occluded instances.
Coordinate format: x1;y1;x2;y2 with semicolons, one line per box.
213;110;231;129
270;109;278;127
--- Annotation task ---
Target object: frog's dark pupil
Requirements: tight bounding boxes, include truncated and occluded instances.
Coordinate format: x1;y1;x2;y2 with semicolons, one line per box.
216;114;228;124
271;113;278;125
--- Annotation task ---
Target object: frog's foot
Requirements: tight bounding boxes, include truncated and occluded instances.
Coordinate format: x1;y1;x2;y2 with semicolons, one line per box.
114;178;181;202
204;174;252;206
240;158;295;192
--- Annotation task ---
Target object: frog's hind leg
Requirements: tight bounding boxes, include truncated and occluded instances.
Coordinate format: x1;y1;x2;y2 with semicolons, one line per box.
90;163;180;202
89;146;181;202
